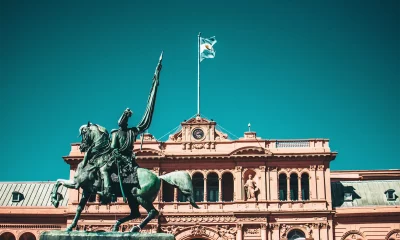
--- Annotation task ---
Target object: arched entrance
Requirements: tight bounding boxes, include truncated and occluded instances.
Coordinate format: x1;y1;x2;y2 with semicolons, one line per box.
19;232;36;240
287;229;306;240
0;232;16;240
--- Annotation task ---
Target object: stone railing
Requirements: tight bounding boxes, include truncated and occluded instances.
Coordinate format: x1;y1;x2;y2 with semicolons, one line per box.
276;140;310;148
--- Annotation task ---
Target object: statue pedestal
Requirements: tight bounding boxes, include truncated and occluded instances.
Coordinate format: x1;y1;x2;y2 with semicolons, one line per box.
40;231;175;240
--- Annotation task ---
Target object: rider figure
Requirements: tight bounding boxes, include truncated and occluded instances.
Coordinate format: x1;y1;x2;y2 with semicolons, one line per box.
99;53;162;202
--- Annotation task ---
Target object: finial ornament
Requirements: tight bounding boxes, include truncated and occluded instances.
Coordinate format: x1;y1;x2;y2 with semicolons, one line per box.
248;123;251;132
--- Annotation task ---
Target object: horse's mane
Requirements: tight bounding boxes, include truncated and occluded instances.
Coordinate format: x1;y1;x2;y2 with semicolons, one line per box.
79;123;109;137
90;123;109;135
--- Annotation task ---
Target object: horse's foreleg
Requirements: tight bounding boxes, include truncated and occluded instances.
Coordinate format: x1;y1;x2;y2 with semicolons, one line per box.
66;190;90;232
51;179;79;208
130;199;159;233
112;196;140;232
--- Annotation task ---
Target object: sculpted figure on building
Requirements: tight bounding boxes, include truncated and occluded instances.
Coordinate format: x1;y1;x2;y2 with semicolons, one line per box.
244;174;259;200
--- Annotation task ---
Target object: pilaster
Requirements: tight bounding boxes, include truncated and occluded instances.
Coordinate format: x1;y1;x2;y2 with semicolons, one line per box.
259;166;266;200
316;165;325;200
269;167;278;200
309;165;317;200
235;166;243;201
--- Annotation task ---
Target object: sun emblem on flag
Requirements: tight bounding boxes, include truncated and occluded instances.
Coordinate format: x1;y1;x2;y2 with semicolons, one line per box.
205;44;212;50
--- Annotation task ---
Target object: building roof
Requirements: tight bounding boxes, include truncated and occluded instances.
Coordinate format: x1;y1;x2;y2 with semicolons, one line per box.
0;182;69;207
331;180;400;208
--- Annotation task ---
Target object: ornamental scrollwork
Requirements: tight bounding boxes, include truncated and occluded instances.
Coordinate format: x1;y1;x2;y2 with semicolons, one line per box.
161;225;184;235
216;225;237;239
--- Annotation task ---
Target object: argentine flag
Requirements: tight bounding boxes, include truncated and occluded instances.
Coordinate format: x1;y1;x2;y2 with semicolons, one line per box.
200;36;217;62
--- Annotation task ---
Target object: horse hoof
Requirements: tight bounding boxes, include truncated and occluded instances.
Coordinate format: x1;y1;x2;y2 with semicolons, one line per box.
130;225;141;233
51;199;60;208
111;226;119;232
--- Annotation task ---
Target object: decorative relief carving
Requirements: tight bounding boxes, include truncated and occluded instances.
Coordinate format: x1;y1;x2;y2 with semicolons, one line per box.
317;165;325;171
216;225;237;239
259;166;266;171
260;224;267;230
239;216;266;222
161;225;184;235
244;226;260;236
304;224;313;238
165;215;237;223
235;166;242;171
269;167;278;172
191;224;207;236
280;224;291;238
192;143;204;149
309;165;316;171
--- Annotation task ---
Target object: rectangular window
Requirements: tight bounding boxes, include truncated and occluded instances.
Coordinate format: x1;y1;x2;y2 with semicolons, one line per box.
344;192;352;201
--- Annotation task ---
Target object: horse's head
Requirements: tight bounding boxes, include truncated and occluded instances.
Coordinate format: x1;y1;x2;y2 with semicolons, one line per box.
79;122;109;152
79;122;93;152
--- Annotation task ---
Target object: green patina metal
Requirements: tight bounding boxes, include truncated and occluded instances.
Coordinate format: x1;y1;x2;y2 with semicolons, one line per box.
49;52;199;233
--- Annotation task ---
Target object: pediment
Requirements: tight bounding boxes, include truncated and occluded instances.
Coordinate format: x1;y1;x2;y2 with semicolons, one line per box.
230;146;272;156
185;117;212;124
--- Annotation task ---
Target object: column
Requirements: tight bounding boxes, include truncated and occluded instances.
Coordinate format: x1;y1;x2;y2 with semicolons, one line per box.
309;165;317;200
328;220;334;240
159;180;163;202
236;224;243;240
325;167;333;210
316;165;325;200
271;224;280;240
298;176;302;200
259;166;266;200
286;175;290;201
269;167;278;200
203;177;207;202
174;187;178;202
313;223;320;240
320;223;328;240
261;224;267;240
218;177;222;202
234;166;243;201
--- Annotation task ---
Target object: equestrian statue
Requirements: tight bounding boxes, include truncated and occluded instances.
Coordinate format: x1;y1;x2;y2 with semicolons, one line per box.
50;52;200;232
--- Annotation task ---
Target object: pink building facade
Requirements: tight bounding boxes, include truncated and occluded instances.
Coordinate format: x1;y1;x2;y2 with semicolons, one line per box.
1;117;399;240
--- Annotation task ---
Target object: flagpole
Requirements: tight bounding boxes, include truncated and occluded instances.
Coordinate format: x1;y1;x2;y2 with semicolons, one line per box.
197;32;201;116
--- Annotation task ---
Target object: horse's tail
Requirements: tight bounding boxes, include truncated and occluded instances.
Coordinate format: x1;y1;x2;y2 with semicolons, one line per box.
159;171;200;209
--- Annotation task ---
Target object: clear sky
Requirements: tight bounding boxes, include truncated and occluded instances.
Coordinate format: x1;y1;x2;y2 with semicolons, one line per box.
0;0;399;181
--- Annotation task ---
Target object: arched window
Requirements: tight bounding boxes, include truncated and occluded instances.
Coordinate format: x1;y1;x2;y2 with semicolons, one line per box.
207;173;219;202
162;180;174;202
287;229;306;240
222;172;234;201
192;172;204;202
19;232;36;240
301;173;310;200
279;173;287;201
0;232;16;240
290;173;298;201
178;189;186;202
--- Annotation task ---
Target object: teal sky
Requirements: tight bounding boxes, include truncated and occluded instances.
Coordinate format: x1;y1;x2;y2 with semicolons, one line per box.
0;0;399;181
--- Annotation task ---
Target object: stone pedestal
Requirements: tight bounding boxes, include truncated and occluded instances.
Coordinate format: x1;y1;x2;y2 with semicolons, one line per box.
40;231;175;240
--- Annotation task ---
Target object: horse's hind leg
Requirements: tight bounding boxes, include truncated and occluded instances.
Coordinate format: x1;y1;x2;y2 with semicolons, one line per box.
130;198;159;233
66;190;90;231
112;195;140;232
